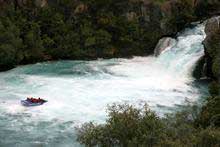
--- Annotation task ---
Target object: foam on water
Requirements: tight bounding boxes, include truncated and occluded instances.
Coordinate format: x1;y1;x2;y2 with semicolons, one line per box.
0;24;207;146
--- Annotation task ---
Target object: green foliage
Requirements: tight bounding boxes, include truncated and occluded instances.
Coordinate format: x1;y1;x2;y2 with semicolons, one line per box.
212;58;220;78
199;96;220;128
95;29;111;47
0;0;212;70
206;30;220;59
22;22;44;62
0;18;23;69
76;101;220;147
209;81;220;97
196;127;220;146
76;104;165;146
0;44;16;66
161;106;200;146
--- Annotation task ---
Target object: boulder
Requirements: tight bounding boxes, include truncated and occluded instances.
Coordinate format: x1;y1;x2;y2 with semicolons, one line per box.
154;37;176;56
205;16;220;36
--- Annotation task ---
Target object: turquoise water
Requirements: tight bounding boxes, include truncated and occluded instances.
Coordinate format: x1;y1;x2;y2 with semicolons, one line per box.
0;24;208;146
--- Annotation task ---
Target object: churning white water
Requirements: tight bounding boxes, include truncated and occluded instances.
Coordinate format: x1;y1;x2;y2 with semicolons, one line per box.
0;24;207;146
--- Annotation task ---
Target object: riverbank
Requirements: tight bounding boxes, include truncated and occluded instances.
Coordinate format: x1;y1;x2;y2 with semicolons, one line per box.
0;0;220;72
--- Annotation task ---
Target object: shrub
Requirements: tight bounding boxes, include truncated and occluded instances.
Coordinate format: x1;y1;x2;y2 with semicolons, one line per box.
209;81;220;97
199;96;220;127
196;127;220;147
76;103;165;147
76;102;220;146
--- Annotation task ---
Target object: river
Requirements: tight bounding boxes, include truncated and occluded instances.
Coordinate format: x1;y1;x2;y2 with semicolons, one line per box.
0;23;208;146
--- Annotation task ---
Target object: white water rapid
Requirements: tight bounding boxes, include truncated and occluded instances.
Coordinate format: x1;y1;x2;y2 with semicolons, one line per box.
0;23;207;146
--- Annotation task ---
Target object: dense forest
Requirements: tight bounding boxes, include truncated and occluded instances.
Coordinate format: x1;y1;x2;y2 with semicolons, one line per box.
0;0;219;71
0;0;220;146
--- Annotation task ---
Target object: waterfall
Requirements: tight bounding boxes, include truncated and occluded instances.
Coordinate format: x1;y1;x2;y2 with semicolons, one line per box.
0;23;208;146
155;23;206;77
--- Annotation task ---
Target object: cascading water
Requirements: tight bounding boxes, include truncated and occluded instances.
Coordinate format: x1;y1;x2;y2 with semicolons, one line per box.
0;23;207;146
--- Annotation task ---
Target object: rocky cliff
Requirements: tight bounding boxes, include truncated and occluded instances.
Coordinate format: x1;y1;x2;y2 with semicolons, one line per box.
196;16;220;128
203;16;220;82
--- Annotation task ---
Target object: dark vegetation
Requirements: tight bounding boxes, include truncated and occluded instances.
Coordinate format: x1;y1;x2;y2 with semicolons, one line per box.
0;0;219;71
76;97;220;146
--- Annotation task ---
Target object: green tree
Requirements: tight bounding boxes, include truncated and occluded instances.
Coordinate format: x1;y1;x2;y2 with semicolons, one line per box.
76;103;165;147
0;19;22;70
196;127;220;147
22;22;44;63
199;96;220;127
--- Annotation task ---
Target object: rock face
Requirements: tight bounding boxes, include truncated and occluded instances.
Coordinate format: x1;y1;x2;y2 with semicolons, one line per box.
203;16;220;81
199;17;220;128
154;37;176;56
205;17;220;36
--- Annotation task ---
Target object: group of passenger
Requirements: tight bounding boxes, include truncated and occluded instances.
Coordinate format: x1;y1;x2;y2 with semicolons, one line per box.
26;97;43;103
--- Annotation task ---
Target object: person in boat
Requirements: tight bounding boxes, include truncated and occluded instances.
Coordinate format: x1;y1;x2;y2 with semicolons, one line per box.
32;98;38;103
26;97;44;103
26;97;31;101
37;98;42;103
